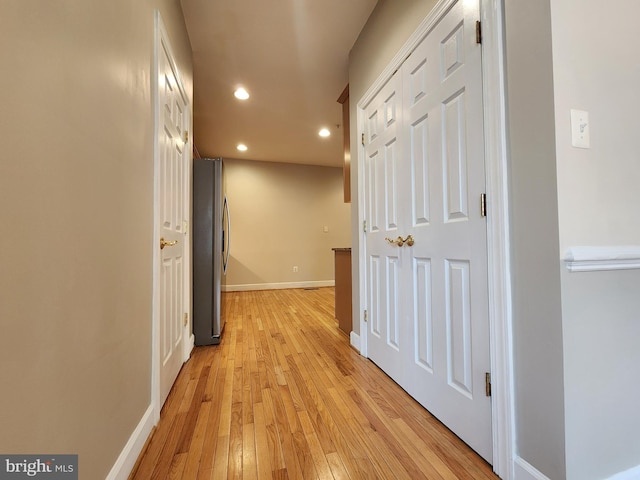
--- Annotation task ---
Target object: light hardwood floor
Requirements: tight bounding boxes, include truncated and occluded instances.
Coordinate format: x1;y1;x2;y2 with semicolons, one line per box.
130;288;498;479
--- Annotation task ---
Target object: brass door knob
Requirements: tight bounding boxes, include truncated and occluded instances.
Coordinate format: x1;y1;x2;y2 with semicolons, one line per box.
385;236;405;247
160;237;179;250
385;235;414;247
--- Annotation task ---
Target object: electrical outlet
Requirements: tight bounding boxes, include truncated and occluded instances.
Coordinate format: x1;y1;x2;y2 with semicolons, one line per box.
293;266;299;273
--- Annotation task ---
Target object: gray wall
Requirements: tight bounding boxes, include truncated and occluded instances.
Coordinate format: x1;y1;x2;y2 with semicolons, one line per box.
503;1;566;478
0;1;192;478
550;0;640;252
549;1;640;478
560;269;640;480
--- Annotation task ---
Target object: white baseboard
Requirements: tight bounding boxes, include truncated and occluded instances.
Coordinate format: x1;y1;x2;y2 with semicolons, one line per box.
223;280;334;292
514;458;640;480
184;333;195;361
606;465;640;480
350;331;361;352
514;456;551;480
105;404;155;480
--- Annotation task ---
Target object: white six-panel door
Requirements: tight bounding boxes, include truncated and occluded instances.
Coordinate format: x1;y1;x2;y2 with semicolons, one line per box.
364;0;492;461
158;30;188;407
364;71;407;386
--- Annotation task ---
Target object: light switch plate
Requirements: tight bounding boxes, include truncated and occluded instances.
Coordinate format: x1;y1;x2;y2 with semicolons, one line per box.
571;109;590;148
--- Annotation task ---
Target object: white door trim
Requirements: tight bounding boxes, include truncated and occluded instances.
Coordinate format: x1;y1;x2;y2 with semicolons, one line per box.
355;0;514;478
480;2;515;478
152;10;193;423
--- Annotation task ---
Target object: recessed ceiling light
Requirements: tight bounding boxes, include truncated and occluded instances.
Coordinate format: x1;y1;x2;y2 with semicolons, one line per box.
237;143;248;152
234;88;250;100
319;128;331;137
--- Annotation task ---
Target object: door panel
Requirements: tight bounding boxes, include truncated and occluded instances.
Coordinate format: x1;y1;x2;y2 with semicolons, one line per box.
409;113;430;226
443;89;469;221
364;0;492;461
386;256;401;350
445;259;472;397
368;255;382;338
412;257;433;372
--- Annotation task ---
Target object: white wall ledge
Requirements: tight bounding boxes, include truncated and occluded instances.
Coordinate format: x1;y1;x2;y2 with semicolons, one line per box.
564;246;640;272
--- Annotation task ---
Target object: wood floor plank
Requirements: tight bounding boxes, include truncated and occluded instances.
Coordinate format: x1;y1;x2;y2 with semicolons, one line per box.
181;400;212;478
130;287;499;480
326;451;351;480
177;365;210;453
210;434;229;480
196;354;225;476
269;381;306;479
252;402;273;480
242;423;257;479
167;452;187;480
297;410;335;480
150;412;188;479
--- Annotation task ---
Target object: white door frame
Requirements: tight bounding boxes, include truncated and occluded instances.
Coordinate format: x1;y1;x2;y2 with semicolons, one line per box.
355;0;514;478
152;10;194;422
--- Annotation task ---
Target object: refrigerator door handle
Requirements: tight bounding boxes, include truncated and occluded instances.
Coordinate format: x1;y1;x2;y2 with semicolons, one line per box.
222;194;230;274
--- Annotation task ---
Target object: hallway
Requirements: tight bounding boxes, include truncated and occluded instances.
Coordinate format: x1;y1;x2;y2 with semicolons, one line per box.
130;288;497;479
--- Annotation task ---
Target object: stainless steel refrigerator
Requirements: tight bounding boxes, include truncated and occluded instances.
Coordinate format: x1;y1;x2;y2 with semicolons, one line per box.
193;158;230;345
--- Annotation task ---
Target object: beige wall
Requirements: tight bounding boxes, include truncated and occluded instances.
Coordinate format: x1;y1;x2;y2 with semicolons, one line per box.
222;158;351;289
0;1;192;478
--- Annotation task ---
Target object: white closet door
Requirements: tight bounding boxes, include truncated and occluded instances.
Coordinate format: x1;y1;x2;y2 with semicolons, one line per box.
363;72;408;386
364;0;492;461
158;32;188;408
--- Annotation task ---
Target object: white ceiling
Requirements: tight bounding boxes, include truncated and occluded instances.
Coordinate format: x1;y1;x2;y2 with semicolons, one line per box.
180;0;378;168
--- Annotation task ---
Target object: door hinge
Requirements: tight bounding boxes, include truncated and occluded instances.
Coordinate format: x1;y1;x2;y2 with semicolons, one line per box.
480;193;487;217
476;21;482;44
363;220;367;233
485;372;492;397
361;132;365;146
183;130;189;143
364;310;368;323
183;312;188;327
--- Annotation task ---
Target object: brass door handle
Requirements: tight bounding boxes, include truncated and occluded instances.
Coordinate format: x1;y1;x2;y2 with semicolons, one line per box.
386;236;405;247
160;237;179;250
385;235;414;247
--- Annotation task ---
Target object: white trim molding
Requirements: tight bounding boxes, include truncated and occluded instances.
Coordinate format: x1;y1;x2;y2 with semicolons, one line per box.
355;0;514;477
151;9;162;425
223;280;335;292
480;1;515;478
605;464;640;480
105;405;155;480
349;331;361;352
564;246;640;272
514;456;552;480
